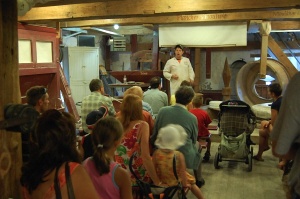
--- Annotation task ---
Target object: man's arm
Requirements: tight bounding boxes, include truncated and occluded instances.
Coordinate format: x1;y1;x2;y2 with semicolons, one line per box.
163;59;173;80
187;58;195;83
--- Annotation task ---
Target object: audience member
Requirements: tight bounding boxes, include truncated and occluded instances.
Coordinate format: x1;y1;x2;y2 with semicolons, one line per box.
83;116;132;199
124;86;154;118
253;83;282;161
20;109;99;199
153;124;205;199
26;86;50;114
163;44;195;95
122;86;154;133
170;80;193;106
115;94;161;186
143;76;168;118
21;86;50;163
189;93;212;161
81;79;115;134
81;106;108;160
151;86;205;188
271;72;300;199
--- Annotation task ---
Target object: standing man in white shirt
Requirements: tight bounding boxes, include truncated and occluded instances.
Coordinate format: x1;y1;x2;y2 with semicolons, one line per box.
163;44;195;95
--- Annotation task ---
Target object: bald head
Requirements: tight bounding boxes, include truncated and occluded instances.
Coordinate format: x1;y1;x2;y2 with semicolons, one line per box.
124;86;143;99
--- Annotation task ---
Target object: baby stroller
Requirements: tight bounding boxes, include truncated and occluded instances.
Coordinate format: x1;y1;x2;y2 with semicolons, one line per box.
214;100;256;172
129;151;187;199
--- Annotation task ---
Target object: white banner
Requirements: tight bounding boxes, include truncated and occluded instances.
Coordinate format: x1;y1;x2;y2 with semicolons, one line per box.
159;23;247;47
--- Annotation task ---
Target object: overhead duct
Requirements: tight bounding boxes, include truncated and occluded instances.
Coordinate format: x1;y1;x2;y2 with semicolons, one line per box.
159;22;247;47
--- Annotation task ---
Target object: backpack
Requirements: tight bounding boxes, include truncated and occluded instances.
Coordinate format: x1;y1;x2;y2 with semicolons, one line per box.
3;104;40;134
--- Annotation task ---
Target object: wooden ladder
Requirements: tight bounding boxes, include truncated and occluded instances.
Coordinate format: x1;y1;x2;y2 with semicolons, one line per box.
58;65;80;121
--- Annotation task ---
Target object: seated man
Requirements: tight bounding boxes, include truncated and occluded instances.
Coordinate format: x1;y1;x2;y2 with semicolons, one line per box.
253;83;282;161
81;79;116;134
143;76;168;118
151;86;205;188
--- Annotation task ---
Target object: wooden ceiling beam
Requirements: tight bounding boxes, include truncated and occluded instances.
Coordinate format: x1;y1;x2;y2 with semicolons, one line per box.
18;0;300;22
55;9;300;30
271;21;300;31
56;9;300;28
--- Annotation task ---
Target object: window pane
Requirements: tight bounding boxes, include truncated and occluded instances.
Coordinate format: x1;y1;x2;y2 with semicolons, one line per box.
36;41;53;63
18;40;32;63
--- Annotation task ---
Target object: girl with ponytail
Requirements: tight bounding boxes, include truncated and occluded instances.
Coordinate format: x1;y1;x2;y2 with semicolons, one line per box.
83;116;132;199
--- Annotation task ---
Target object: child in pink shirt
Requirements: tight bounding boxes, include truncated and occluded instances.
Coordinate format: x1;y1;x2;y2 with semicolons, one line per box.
83;116;132;199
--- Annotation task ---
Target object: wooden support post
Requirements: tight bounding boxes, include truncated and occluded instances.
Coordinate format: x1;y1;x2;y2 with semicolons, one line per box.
206;48;211;79
259;21;271;78
194;48;201;92
130;34;138;54
105;36;111;71
222;57;231;101
0;0;22;198
151;25;159;70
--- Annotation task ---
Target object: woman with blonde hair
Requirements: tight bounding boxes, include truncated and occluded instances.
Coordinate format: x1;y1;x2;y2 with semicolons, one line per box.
115;94;161;186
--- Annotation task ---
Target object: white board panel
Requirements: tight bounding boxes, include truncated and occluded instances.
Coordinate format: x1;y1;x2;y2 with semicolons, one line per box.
159;23;247;47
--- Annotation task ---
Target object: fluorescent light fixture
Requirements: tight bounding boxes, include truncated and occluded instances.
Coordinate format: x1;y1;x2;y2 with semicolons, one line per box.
114;24;119;30
89;27;124;37
260;75;275;82
63;30;87;39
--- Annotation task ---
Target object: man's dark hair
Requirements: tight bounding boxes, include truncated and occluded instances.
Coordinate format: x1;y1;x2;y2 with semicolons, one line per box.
150;76;161;89
89;79;103;92
268;83;282;97
26;86;47;106
175;44;183;50
180;80;191;87
175;86;195;105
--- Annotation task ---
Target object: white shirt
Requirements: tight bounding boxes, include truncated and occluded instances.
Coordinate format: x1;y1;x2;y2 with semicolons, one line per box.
163;57;195;94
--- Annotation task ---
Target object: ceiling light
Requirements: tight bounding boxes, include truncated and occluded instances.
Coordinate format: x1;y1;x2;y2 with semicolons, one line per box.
114;24;119;30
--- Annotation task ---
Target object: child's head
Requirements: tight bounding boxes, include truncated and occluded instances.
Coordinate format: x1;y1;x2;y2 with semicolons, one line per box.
155;124;187;150
192;93;204;108
91;116;123;174
86;106;108;130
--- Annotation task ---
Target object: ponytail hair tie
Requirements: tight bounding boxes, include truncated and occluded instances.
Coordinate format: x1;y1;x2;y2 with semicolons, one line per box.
97;144;103;148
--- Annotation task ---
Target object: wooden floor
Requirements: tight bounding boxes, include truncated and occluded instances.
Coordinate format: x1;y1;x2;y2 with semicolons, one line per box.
186;142;286;199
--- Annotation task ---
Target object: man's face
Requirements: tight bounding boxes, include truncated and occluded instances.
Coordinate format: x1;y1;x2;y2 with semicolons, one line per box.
175;48;183;60
40;93;50;113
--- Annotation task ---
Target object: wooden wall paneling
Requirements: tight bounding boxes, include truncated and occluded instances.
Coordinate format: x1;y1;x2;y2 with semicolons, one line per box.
0;0;22;198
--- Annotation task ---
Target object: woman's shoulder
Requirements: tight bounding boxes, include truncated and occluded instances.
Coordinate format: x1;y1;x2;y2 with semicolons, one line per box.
130;120;149;129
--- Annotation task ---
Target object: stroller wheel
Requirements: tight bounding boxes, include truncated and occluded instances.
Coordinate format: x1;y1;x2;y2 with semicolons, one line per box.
247;147;253;172
214;152;220;169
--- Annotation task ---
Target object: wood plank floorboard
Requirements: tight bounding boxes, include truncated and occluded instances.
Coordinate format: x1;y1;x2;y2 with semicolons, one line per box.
186;142;286;199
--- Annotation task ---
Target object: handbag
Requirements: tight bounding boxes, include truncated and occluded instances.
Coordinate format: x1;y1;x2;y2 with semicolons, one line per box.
54;162;75;199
